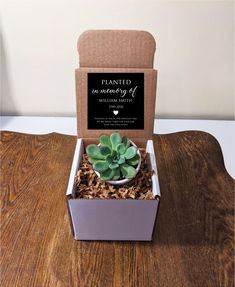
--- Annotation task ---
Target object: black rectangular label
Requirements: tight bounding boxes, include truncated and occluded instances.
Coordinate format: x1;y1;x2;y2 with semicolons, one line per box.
88;73;144;129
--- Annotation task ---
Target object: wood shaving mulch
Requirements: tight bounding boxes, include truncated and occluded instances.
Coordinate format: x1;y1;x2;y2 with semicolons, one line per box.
75;149;155;200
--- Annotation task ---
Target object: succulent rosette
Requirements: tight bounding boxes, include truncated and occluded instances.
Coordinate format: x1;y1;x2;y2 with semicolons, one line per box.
86;132;140;181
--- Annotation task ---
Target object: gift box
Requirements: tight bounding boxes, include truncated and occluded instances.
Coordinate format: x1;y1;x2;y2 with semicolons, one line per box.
66;30;161;241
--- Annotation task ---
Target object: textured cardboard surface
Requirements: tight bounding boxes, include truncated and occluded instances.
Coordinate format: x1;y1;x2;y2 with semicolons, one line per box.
76;30;157;140
78;30;156;68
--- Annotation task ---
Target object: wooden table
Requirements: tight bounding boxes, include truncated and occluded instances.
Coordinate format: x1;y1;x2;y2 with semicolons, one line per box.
1;131;234;287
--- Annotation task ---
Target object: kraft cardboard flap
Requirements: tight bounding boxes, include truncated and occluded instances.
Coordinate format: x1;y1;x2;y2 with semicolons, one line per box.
78;30;156;68
76;30;157;141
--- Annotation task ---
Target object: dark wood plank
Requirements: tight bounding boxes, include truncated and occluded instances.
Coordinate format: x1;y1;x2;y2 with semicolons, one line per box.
0;131;234;287
153;131;234;287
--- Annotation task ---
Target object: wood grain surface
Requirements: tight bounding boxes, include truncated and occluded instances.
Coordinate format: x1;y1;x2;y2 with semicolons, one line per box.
0;131;234;287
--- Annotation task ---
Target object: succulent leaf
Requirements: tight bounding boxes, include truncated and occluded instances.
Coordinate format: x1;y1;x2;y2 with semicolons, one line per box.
120;163;137;179
88;157;97;164
116;143;126;155
117;155;126;165
126;154;140;166
122;137;130;149
93;160;109;172
111;150;118;157
106;154;113;164
100;168;115;180
100;145;111;156
86;144;105;159
124;146;137;160
113;167;121;180
99;134;112;149
110;133;122;150
109;163;119;170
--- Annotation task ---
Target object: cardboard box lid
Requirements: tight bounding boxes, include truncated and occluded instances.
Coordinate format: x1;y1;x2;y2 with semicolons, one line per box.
76;30;157;140
78;30;156;68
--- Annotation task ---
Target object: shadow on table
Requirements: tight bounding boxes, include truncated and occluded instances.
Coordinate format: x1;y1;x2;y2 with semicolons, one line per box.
152;204;234;246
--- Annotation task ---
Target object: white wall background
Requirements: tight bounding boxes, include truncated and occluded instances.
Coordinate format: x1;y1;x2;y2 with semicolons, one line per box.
0;0;234;119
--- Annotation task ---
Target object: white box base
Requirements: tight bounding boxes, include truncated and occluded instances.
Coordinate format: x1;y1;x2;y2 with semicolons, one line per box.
66;139;161;241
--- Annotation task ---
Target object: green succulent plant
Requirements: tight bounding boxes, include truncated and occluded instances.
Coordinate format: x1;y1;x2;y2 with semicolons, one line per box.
86;132;140;181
